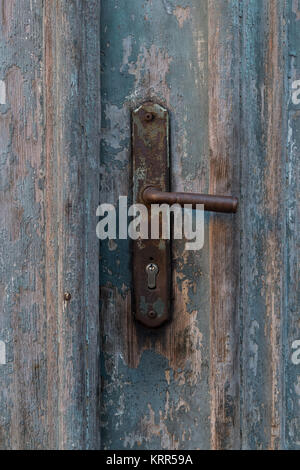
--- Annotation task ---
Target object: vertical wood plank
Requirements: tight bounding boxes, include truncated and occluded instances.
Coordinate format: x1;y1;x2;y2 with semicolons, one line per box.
0;0;100;449
208;0;241;450
0;0;46;449
240;0;287;449
100;0;211;450
44;0;101;450
285;0;300;450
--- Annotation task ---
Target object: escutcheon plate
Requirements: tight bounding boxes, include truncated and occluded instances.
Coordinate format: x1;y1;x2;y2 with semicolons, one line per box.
132;102;171;328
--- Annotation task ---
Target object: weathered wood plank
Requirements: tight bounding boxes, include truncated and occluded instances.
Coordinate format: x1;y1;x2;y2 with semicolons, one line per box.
44;0;101;450
240;0;287;449
208;0;240;450
1;0;296;451
285;0;300;450
100;0;299;451
0;1;46;448
0;0;100;449
100;0;211;450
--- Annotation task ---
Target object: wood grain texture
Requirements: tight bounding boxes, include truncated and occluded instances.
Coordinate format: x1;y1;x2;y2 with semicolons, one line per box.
100;0;298;450
100;0;211;450
0;0;100;449
208;0;240;450
285;0;300;450
0;0;298;451
240;0;288;449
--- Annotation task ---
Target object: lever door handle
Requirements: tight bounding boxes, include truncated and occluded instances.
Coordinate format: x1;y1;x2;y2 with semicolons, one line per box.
142;187;238;214
132;101;238;328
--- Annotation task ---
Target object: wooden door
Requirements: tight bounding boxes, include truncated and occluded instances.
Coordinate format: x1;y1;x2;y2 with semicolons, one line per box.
99;0;299;450
0;0;299;450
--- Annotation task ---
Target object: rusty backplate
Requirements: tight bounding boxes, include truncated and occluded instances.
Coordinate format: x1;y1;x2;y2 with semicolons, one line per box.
132;102;171;328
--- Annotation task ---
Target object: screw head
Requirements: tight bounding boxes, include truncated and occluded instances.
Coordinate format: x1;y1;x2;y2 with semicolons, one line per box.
64;292;71;302
148;310;157;319
145;112;154;121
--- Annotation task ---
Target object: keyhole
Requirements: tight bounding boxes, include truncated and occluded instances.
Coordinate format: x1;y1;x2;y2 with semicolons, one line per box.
146;263;159;289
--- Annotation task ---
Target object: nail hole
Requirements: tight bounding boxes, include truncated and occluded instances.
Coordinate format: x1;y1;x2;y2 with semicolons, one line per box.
64;292;71;302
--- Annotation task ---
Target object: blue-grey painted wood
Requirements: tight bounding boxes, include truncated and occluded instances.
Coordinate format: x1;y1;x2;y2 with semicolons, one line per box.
0;1;101;449
208;0;241;449
100;0;299;450
0;0;298;451
100;0;239;450
285;0;300;450
223;0;299;450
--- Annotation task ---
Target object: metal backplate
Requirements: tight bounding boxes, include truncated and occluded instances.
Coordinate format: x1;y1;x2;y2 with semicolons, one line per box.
132;102;171;328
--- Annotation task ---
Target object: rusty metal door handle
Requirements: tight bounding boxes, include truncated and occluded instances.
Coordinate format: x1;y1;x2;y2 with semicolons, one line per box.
142;187;238;214
132;101;238;328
